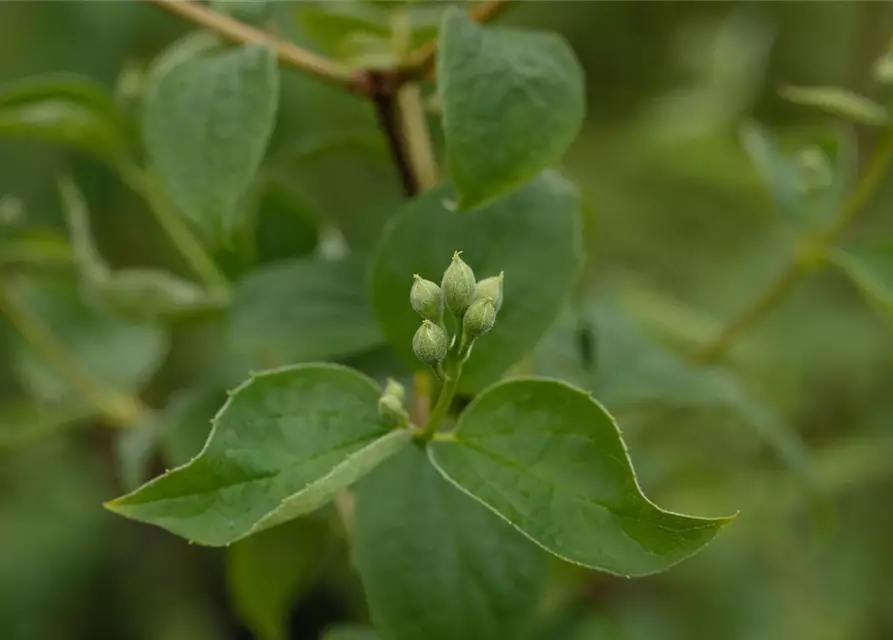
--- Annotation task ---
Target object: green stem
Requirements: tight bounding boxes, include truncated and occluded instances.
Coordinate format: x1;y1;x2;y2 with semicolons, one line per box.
396;83;438;190
423;362;460;438
0;283;150;427
117;164;229;291
693;125;893;364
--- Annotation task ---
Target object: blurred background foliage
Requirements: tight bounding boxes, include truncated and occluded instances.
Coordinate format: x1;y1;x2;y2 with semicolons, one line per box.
2;1;893;639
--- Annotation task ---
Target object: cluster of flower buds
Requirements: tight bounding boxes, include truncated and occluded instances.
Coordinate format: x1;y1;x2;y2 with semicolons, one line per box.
378;377;408;425
410;251;504;373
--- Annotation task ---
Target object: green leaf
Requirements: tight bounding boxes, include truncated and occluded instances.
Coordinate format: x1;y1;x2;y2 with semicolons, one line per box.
779;85;888;126
58;176;230;323
105;364;411;546
227;517;330;640
429;378;735;577
9;276;168;408
0;73;133;161
371;172;582;393
228;257;384;367
354;447;544;640
829;245;893;324
157;387;225;469
323;626;380;640
438;9;585;208
0;399;87;451
144;43;279;241
739;121;855;229
0;227;72;270
253;178;320;264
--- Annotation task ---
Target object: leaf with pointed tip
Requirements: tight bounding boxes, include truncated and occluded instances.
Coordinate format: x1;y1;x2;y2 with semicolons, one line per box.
429;378;735;576
438;9;585;208
354;447;544;640
229;257;383;367
105;364;411;546
144;42;279;241
227;517;330;640
371;172;582;393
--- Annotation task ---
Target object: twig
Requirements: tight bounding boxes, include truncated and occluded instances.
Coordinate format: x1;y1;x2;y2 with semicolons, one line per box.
693;126;893;364
0;283;151;427
369;72;419;196
397;83;439;190
149;0;370;94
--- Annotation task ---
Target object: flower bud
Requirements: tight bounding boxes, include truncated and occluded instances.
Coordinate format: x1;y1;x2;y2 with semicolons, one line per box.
442;251;476;316
410;274;443;322
383;378;406;403
378;393;408;425
412;320;448;366
474;271;504;314
463;297;497;341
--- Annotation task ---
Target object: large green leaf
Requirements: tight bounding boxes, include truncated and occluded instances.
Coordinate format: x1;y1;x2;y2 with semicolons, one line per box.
438;9;585;208
227;517;330;640
0;73;133;161
144;43;279;241
354;447;544;640
371;172;582;393
429;379;735;577
105;364;411;546
8;276;168;408
228;257;384;367
157;387;225;469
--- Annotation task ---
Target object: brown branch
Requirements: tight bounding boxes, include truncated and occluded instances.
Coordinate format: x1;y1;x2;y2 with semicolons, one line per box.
149;0;371;94
369;72;419;196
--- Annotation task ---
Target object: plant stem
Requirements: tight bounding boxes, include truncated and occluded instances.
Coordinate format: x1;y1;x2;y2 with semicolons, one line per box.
0;284;150;427
369;73;418;196
117;164;229;291
423;361;461;438
693;125;893;364
397;83;439;190
149;0;369;94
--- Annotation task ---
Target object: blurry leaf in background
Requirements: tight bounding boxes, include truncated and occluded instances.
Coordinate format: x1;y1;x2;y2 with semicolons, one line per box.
0;73;134;162
144;42;279;242
228;257;384;368
534;302;813;486
277;129;403;251
829;244;893;325
0;398;87;451
210;0;272;26
430;379;735;577
371;171;582;394
59;176;230;323
354;447;544;640
115;419;159;492
157;386;224;468
252;177;320;265
779;84;889;126
740;121;856;230
323;625;380;640
439;9;585;209
227;516;331;640
0;225;72;270
106;364;410;546
8;275;168;409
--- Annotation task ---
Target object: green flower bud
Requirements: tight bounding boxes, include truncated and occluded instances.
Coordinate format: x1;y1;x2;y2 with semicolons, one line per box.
412;320;448;366
474;271;504;314
441;251;476;316
383;378;406;403
463;297;497;341
378;393;408;425
410;274;443;322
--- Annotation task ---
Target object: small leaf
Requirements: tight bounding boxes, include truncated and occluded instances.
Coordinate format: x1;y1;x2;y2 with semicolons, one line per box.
429;379;735;577
779;85;888;126
105;364;411;546
354;447;544;640
9;275;168;408
829;245;893;324
0;73;133;161
438;9;585;208
371;172;582;393
58;176;230;323
144;43;279;241
228;257;384;367
227;517;330;640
